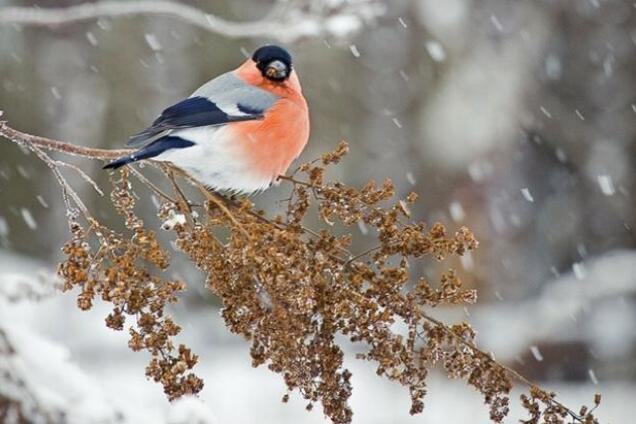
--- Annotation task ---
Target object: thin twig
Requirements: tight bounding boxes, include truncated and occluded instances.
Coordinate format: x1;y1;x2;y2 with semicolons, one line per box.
161;165;195;221
54;160;104;196
415;310;585;422
128;166;177;205
31;145;91;219
277;174;314;187
200;188;251;239
344;245;381;266
0;120;131;159
168;165;251;238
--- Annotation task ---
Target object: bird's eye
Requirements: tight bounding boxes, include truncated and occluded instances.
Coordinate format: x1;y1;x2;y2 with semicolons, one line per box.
263;60;289;81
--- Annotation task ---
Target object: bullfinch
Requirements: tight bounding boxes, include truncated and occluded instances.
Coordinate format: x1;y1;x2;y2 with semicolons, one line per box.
104;45;310;194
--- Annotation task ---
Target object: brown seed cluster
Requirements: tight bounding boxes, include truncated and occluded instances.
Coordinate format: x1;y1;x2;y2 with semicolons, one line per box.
0;120;601;423
520;386;601;424
58;170;202;400
51;142;601;424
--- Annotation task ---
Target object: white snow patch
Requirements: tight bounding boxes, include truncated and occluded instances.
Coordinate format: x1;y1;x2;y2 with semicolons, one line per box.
167;397;217;424
0;216;8;237
597;175;615;196
449;201;465;222
85;31;98;46
425;40;446;62
556;148;567;163
460;251;474;271
521;188;534;203
162;210;186;230
473;250;636;362
588;369;599;385
572;262;587;280
144;33;163;51
20;208;37;230
575;109;585;120
325;15;361;38
603;55;613;77
530;345;544;362
357;220;369;236
50;86;62;100
540;106;552;118
490;14;503;31
36;195;48;208
349;44;361;58
467;161;494;182
545;54;561;80
406;172;416;185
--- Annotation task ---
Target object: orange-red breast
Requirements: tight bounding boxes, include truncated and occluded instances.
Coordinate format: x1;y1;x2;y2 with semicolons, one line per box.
104;45;310;194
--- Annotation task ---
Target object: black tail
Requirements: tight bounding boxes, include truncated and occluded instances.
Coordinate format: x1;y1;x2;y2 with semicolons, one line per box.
103;136;195;170
103;155;137;170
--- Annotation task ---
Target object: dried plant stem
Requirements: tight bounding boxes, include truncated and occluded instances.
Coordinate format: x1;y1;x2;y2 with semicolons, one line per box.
54;160;104;196
169;166;251;238
0;119;131;159
128;166;178;205
201;190;251;238
31;145;91;218
161;166;194;217
279;164;590;423
344;246;381;266
277;174;314;187
0;119;116;220
415;310;584;422
0;118;598;424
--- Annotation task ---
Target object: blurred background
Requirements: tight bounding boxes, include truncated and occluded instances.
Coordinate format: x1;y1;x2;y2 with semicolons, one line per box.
1;0;635;422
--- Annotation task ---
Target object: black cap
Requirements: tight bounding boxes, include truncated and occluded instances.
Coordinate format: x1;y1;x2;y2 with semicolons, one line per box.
252;45;293;68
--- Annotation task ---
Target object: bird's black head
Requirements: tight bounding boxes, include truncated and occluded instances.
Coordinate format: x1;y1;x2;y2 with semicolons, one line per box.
252;45;292;82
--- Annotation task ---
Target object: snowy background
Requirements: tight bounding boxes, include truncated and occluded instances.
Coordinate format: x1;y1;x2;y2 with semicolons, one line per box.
1;0;635;423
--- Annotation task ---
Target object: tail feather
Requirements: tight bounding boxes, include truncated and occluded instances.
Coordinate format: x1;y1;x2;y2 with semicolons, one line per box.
103;136;195;170
126;127;166;147
103;155;136;170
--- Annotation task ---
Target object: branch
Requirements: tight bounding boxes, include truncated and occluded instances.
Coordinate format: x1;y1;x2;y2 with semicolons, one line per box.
415;311;585;422
0;117;599;424
0;0;380;42
0;118;131;159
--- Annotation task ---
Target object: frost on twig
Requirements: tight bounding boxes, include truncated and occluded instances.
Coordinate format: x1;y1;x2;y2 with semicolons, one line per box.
0;0;384;42
0;120;601;424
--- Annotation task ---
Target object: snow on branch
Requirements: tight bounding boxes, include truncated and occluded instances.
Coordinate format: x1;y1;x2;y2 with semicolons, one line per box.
0;0;384;41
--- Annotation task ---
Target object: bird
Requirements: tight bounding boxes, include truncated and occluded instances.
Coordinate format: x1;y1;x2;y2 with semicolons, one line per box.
104;45;310;194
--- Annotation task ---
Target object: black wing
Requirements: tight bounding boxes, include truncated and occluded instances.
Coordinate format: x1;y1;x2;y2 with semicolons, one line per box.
127;96;263;147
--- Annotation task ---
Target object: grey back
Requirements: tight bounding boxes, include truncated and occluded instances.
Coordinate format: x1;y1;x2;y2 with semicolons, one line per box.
192;72;279;115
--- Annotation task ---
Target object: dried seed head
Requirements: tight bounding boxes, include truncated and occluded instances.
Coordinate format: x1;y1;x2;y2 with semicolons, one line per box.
52;143;593;424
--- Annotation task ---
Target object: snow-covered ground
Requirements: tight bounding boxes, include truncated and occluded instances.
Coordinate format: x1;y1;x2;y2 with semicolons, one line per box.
473;249;636;362
1;249;634;423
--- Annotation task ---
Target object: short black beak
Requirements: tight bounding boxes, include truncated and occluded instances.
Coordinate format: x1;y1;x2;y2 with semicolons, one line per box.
265;60;288;80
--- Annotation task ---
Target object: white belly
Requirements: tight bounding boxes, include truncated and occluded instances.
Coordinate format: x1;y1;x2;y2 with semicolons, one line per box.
155;126;272;194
